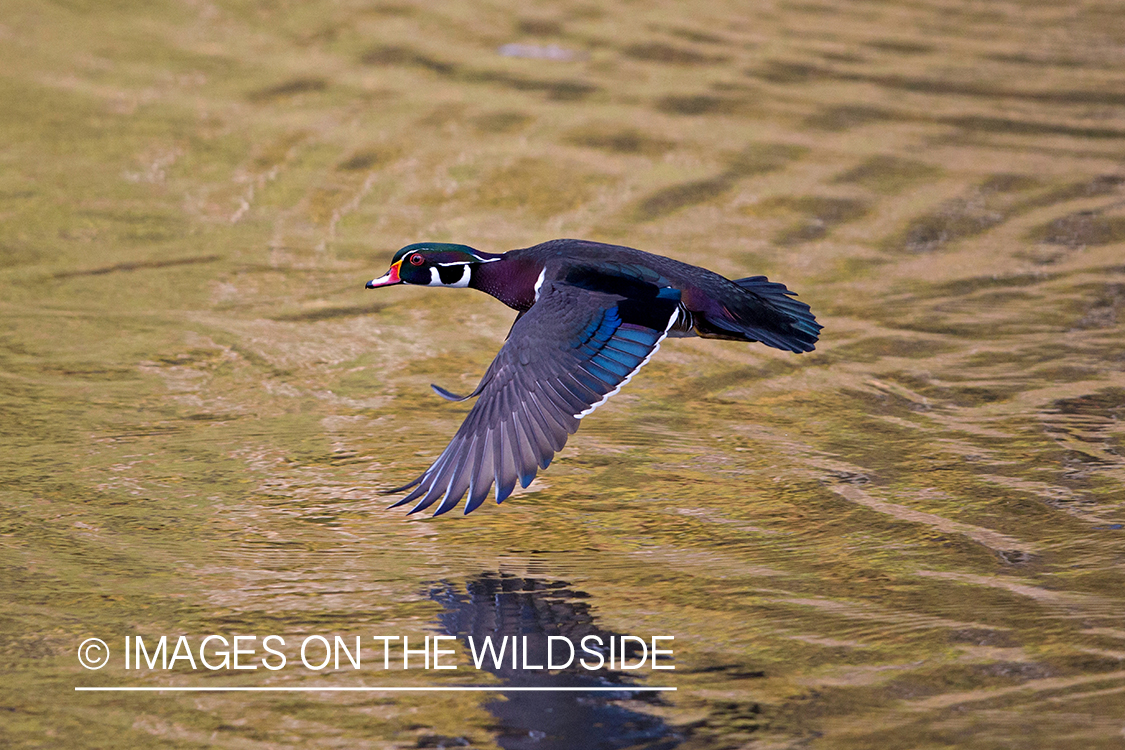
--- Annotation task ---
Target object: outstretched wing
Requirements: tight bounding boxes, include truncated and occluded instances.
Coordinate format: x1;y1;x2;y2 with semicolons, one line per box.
387;281;681;516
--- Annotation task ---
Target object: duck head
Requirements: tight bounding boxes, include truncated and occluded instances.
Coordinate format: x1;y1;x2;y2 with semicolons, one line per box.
366;243;500;289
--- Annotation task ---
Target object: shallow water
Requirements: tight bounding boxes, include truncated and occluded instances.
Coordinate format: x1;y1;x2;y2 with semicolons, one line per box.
2;0;1125;747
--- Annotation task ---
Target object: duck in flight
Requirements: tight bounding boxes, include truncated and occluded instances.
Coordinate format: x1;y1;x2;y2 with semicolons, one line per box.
366;239;821;516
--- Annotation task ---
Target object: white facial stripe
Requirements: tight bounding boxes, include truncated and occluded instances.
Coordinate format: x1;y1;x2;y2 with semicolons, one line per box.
428;267;441;286
435;258;501;267
452;265;471;288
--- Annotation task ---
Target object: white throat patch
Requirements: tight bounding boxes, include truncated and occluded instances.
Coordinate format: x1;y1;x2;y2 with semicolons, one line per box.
428;264;473;288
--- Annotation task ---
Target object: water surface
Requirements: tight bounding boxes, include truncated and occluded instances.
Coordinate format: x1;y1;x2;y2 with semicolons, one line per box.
2;0;1124;747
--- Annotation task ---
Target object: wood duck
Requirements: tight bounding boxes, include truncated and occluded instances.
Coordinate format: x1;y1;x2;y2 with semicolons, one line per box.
366;238;821;516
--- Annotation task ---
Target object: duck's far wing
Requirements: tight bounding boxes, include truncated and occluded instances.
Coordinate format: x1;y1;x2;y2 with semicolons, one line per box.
386;281;682;516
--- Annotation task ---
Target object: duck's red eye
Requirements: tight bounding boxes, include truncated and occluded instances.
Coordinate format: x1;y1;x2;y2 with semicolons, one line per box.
409;254;424;266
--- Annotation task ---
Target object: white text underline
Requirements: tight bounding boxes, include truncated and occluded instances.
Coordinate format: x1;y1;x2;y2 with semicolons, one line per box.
75;686;676;692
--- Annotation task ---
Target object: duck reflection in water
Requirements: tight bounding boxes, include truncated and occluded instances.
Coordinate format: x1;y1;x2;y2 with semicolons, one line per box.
430;572;683;750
